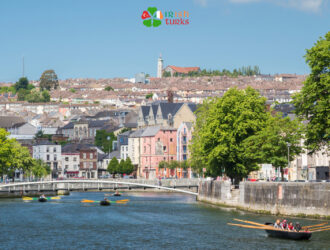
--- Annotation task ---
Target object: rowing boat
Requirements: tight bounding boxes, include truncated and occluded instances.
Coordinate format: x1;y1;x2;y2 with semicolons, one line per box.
38;197;47;202
100;200;111;206
264;223;312;240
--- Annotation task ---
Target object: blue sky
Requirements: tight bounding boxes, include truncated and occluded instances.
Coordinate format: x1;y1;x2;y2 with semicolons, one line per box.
0;0;329;81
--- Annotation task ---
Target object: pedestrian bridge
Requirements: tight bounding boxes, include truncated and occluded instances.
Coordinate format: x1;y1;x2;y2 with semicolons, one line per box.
0;179;199;196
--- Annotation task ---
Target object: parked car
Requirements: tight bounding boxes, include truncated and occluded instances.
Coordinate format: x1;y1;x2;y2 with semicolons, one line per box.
123;175;134;179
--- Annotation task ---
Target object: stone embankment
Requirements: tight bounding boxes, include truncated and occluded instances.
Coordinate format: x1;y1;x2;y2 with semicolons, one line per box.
198;181;330;218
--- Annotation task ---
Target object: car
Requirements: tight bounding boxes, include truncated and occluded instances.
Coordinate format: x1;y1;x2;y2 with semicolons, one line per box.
294;180;307;182
123;175;134;179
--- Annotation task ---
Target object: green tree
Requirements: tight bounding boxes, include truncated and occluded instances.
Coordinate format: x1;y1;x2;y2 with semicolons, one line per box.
0;129;35;178
107;157;119;177
104;86;114;91
41;90;50;102
39;69;59;90
95;130;116;153
163;71;171;77
293;32;330;152
69;88;76;93
28;159;51;179
118;159;126;175
25;89;50;103
17;89;30;101
123;157;134;175
244;115;303;180
145;93;153;99
14;77;29;91
190;87;270;183
158;160;169;169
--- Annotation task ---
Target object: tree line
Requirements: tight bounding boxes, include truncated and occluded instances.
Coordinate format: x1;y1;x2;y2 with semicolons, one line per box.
163;65;260;78
0;69;58;103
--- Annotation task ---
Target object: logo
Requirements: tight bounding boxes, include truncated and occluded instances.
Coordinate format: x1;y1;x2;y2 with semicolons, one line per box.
142;7;163;27
142;7;190;28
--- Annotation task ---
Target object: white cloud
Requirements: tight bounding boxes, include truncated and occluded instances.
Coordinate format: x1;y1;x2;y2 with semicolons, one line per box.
194;0;208;7
228;0;325;12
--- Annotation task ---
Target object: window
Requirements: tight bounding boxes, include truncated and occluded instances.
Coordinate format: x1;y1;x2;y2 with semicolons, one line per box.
65;157;69;161
54;155;57;161
171;157;173;160
144;146;146;153
47;155;50;161
163;146;167;152
46;147;49;152
90;153;93;159
65;165;68;169
73;157;77;162
54;147;57;152
158;138;160;142
164;157;166;160
83;153;86;159
83;162;87;168
170;138;173;142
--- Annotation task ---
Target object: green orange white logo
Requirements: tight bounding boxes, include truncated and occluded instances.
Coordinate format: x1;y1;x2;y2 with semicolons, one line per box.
142;7;163;27
142;7;190;28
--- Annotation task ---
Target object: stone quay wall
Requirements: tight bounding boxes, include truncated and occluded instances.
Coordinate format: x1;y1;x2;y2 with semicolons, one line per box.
198;181;330;218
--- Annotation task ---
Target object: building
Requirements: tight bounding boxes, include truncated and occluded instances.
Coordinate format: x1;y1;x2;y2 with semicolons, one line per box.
176;122;194;178
118;131;132;160
61;144;80;178
140;126;177;179
135;72;146;83
157;54;163;78
163;65;200;77
79;146;98;179
128;129;144;168
7;122;37;140
33;141;62;179
100;150;121;177
138;102;197;129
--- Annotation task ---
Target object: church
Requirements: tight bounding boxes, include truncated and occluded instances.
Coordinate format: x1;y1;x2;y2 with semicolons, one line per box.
157;55;200;78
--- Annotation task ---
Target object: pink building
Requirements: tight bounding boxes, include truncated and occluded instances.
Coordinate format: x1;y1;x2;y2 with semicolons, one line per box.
140;126;177;179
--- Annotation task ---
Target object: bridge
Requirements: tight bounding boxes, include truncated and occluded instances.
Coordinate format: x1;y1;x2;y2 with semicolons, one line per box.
0;179;199;196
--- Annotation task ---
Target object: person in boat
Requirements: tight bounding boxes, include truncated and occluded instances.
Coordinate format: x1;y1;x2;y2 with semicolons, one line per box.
280;219;288;230
274;219;281;229
295;222;302;232
104;197;109;201
40;194;46;199
288;222;295;231
114;190;121;196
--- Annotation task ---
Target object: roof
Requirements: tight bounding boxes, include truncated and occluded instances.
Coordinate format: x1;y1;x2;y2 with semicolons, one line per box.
104;150;121;159
0;116;25;129
167;66;200;74
62;143;96;153
129;129;145;138
141;126;161;137
33;141;56;146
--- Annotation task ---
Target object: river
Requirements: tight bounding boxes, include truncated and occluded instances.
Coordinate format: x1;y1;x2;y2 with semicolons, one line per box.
0;192;329;249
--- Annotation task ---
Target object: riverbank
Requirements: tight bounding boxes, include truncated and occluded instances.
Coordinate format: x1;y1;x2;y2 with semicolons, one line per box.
197;181;330;220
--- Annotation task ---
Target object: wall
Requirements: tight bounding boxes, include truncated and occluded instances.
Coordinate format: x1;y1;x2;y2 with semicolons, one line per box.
198;181;330;218
240;182;330;217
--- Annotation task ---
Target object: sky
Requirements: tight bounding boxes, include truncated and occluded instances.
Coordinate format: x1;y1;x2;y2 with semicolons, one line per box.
0;0;329;82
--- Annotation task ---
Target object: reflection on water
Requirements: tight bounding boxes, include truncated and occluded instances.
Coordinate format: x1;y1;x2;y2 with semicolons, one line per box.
0;192;328;249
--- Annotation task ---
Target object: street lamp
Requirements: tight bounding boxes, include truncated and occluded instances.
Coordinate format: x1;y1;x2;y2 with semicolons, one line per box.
107;136;111;156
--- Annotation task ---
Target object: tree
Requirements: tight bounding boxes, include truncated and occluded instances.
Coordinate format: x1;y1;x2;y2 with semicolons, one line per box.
124;157;134;175
28;159;51;179
25;89;50;103
17;89;30;101
41;90;50;102
0;129;35;179
244;114;303;180
189;87;270;184
39;69;59;90
69;88;76;93
158;161;169;169
95;130;116;153
104;86;114;91
14;77;29;91
145;93;153;99
293;32;330;152
118;159;126;175
107;157;119;177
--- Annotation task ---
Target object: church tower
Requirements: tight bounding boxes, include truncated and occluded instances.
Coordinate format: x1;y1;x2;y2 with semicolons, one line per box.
157;54;163;78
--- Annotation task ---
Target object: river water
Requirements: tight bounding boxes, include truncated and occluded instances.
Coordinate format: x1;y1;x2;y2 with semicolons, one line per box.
0;192;329;249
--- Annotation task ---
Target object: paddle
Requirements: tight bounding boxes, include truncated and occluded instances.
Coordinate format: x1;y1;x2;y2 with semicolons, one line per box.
234;219;266;227
310;227;330;233
22;196;61;201
302;222;328;230
81;199;129;204
310;226;330;232
228;223;283;231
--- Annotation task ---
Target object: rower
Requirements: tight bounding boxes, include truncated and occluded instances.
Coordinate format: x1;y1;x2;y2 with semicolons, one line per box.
40;194;46;199
288;222;294;231
274;219;281;229
295;222;302;232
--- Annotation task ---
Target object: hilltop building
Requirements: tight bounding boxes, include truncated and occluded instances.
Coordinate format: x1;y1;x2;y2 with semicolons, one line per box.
163;65;200;77
157;54;163;78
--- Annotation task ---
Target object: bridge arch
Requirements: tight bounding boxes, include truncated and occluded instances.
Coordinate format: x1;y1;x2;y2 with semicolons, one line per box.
0;180;198;196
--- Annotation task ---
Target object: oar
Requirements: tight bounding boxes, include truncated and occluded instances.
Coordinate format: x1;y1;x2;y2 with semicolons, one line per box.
22;196;61;201
310;228;330;233
310;226;330;232
81;199;129;204
234;219;266;227
302;222;327;230
228;223;274;230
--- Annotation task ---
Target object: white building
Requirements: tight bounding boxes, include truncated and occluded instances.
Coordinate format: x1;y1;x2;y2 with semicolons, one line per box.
33;141;62;179
61;148;80;178
157;54;163;78
128;129;144;166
